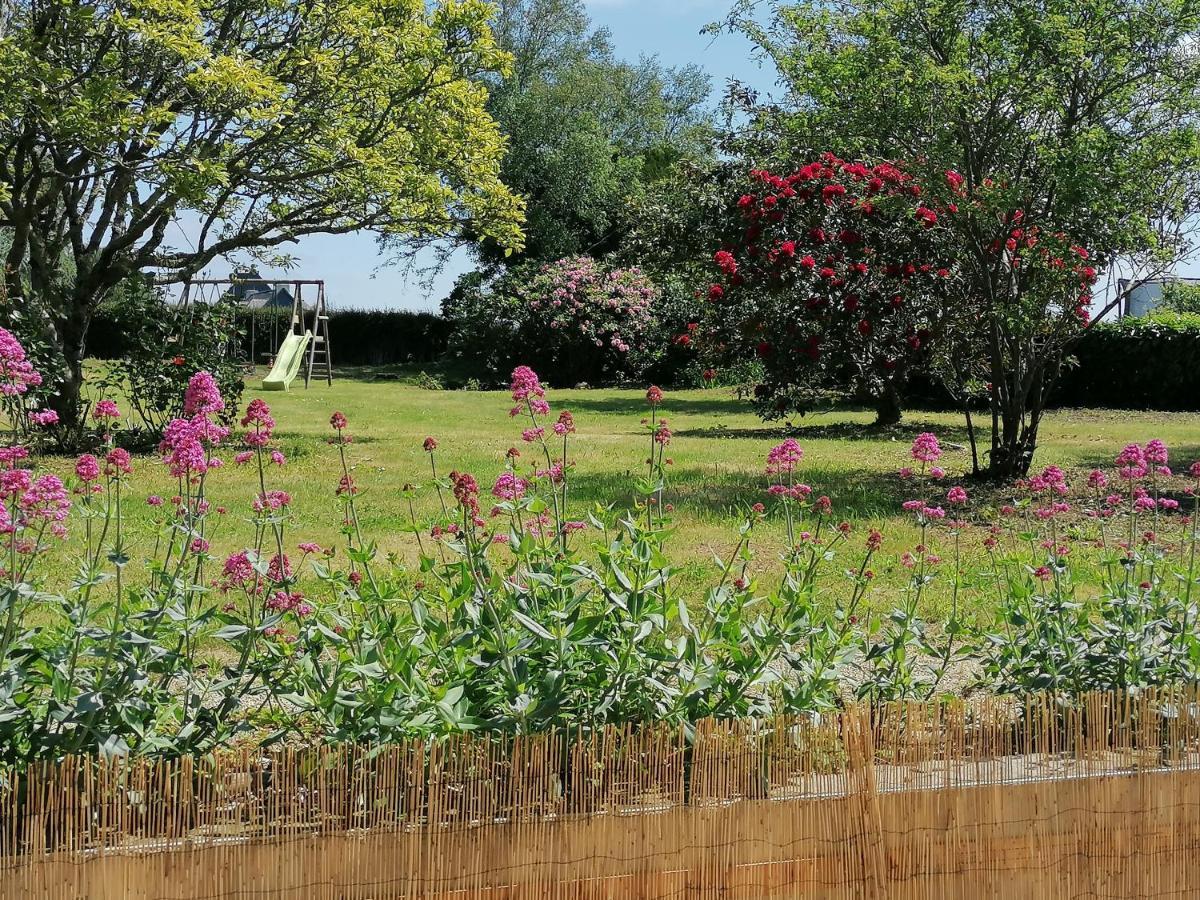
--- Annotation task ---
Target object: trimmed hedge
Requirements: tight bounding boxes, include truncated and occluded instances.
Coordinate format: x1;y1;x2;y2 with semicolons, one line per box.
88;307;451;366
1053;314;1200;411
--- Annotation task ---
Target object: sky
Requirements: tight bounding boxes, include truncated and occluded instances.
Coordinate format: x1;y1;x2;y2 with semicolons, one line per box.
181;0;781;312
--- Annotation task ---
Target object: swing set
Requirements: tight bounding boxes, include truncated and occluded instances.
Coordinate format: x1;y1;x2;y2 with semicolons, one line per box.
175;274;333;390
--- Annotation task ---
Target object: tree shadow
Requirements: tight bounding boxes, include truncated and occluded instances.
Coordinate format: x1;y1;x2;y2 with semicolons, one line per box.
567;463;911;520
1071;445;1200;472
563;394;755;417
677;419;976;445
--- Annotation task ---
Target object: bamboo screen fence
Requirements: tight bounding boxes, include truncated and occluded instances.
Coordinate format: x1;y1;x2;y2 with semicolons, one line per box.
4;688;1200;899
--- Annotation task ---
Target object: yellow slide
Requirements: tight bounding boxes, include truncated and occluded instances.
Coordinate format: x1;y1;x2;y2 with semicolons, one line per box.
261;331;311;391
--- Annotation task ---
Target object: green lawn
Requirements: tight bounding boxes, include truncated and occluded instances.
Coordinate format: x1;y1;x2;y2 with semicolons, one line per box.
30;367;1200;616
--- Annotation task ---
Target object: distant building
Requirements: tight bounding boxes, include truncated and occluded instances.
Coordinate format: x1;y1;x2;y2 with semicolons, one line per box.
1116;276;1200;318
227;267;294;310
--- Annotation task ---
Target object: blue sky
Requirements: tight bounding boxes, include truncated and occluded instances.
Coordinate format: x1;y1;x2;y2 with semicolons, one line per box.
184;1;779;311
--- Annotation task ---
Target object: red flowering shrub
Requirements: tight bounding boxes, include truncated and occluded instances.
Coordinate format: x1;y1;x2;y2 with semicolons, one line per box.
692;155;960;422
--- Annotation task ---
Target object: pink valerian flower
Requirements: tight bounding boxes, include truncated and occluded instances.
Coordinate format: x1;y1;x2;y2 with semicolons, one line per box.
267;591;313;617
221;551;255;590
1033;565;1053;581
910;432;942;463
104;448;132;476
510;366;550;416
522;427;545;443
17;474;70;537
815;496;832;515
553;410;576;435
0;467;32;497
1087;470;1108;490
423;436;438;452
267;553;292;582
75;454;101;483
146;495;164;507
270;450;286;466
1144;439;1169;465
765;438;803;476
336;474;357;496
563;520;587;533
253;490;292;513
330;411;348;430
29;409;58;427
234;451;253;465
241;398;275;447
898;467;914;479
491;472;529;502
298;542;325;555
922;505;946;519
190;538;210;554
1160;498;1181;511
646;385;664;406
0;327;42;396
158;413;229;478
654;423;672;445
946;486;968;505
91;399;120;421
183;371;224;417
451;471;483;523
1134;496;1157;512
929;466;946;480
1190;461;1200;479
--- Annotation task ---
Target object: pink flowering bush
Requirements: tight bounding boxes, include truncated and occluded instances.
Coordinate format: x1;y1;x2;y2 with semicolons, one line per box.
444;256;659;385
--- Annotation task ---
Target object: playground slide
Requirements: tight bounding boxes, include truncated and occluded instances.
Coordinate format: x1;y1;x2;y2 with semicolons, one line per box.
261;331;311;391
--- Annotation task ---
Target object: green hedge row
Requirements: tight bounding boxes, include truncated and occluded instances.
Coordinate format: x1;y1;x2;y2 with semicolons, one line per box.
88;307;451;367
86;305;1200;409
1053;314;1200;411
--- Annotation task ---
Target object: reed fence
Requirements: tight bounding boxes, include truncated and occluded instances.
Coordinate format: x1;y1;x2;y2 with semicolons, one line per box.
4;688;1200;898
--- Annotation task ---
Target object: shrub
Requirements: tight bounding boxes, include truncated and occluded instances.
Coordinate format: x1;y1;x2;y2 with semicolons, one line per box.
444;257;659;385
94;282;246;438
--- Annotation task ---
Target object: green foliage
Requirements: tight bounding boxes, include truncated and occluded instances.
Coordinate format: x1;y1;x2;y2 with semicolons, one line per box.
0;0;525;432
733;0;1200;476
95;283;246;436
1160;281;1200;315
468;0;714;265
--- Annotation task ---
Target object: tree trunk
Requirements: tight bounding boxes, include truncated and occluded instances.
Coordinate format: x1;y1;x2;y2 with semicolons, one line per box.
872;380;903;426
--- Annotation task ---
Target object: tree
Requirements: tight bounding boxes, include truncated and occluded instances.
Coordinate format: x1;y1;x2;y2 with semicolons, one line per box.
694;157;960;424
471;0;714;265
0;0;524;428
732;0;1200;476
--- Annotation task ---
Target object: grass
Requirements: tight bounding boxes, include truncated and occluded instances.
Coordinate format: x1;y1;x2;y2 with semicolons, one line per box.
28;365;1200;616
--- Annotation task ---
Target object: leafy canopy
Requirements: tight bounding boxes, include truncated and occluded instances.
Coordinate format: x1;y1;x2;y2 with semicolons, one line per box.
0;0;525;422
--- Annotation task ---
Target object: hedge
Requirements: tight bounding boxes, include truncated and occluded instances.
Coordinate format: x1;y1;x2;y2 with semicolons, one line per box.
88;307;451;367
1052;314;1200;411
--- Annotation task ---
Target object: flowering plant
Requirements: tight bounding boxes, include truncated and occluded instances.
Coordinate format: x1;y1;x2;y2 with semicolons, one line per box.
693;156;960;424
444;256;658;385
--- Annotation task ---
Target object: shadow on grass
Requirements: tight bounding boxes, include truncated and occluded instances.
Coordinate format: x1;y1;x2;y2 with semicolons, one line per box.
567;463;909;521
563;394;754;417
677;419;976;445
1071;445;1200;471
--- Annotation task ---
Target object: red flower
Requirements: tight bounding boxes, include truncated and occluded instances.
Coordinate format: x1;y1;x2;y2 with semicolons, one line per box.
857;319;872;336
708;283;724;301
756;341;773;359
171;355;185;366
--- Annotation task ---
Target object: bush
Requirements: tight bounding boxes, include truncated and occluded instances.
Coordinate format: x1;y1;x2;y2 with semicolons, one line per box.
94;281;246;437
444;257;660;386
1054;313;1200;411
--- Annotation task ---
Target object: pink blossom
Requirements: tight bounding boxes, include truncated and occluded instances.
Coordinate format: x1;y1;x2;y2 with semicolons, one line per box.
646;386;664;406
234;451;253;465
765;438;803;476
521;427;544;443
1087;470;1107;489
253;490;292;513
104;448;132;476
929;466;945;480
183;371;224;417
146;495;164;507
1144;439;1169;465
75;454;101;483
423;436;438;452
29;409;58;427
491;472;528;502
92;399;120;420
0;328;42;396
910;432;941;463
946;486;968;505
510;366;550;416
270;450;286;466
330;411;348;430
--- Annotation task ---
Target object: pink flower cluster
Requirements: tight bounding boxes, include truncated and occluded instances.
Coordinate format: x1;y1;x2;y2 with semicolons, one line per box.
0;327;42;396
910;432;942;463
158;371;230;478
765;438;803;476
510;365;550;417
